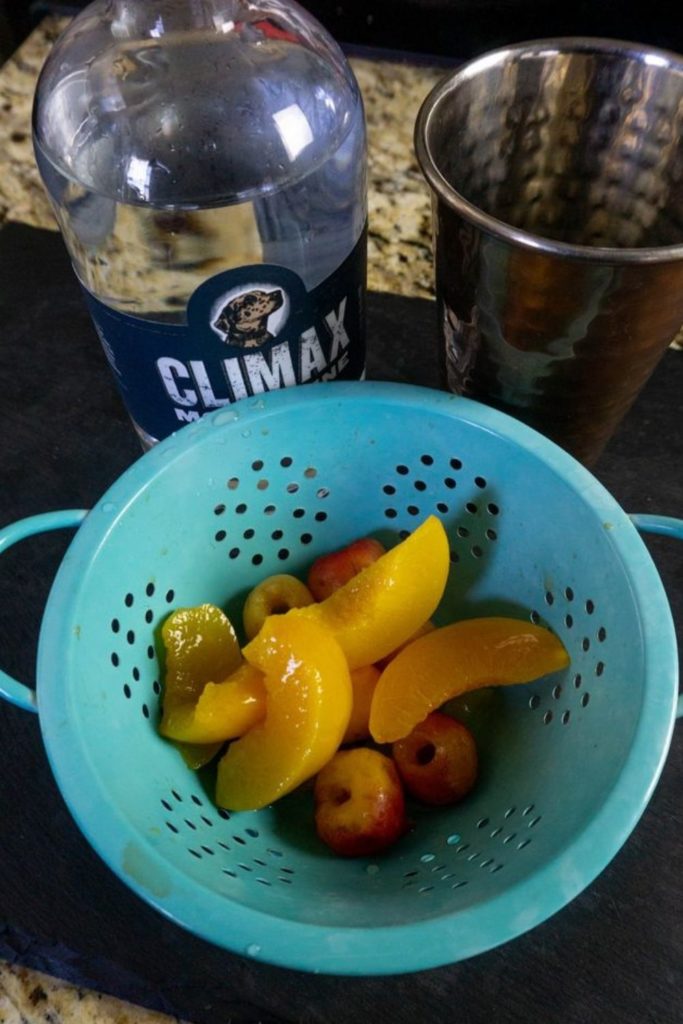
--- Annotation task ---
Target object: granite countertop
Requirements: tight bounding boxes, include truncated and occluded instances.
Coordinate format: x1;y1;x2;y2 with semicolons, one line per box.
0;15;443;1024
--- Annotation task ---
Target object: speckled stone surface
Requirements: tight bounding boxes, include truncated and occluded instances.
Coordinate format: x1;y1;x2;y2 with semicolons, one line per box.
0;964;185;1024
0;15;443;299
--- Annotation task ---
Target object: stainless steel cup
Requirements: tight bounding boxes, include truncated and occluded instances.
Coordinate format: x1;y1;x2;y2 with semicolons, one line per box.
415;38;683;465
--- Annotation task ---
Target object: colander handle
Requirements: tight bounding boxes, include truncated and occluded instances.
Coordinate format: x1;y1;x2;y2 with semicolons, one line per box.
630;513;683;720
0;510;88;713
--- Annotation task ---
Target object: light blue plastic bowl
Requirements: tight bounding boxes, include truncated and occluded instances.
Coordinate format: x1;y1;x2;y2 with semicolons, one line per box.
0;382;680;975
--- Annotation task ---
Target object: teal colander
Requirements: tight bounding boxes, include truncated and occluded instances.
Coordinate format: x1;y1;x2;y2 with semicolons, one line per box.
0;382;680;976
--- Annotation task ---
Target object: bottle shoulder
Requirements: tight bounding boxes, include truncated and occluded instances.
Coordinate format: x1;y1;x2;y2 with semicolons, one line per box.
33;0;366;206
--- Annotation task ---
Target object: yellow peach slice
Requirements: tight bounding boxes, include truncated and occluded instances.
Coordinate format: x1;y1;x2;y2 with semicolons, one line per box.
370;617;570;743
295;515;449;669
159;663;267;744
159;604;243;766
216;615;352;811
160;604;241;711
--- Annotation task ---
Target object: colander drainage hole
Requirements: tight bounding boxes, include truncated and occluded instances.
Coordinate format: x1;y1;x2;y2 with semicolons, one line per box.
421;454;434;466
518;839;532;850
562;710;571;725
280;456;293;468
476;818;489;829
465;502;477;514
214;503;226;516
165;589;174;603
522;804;535;815
125;593;134;607
201;817;213;828
146;583;155;597
504;806;516;818
581;692;591;707
141;704;150;719
111;618;120;633
437;502;449;514
565;587;574;601
450;458;463;470
123;684;131;699
598;627;607;642
185;819;197;830
414;480;427;492
444;477;456;489
396;464;409;476
586;599;595;614
252;459;264;471
574;673;582;688
545;591;554;606
145;610;153;624
474;476;487;489
166;822;178;834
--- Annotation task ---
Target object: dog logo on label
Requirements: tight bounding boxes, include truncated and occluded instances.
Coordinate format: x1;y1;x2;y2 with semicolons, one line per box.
212;286;286;349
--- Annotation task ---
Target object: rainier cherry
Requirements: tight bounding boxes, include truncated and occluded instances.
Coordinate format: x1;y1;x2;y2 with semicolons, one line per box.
392;712;478;806
314;747;407;856
307;537;385;601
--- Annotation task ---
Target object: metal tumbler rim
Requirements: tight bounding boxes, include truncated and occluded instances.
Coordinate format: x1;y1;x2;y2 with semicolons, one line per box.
414;37;683;265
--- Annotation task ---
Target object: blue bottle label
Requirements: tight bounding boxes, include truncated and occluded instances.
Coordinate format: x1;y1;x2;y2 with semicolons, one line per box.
84;226;366;441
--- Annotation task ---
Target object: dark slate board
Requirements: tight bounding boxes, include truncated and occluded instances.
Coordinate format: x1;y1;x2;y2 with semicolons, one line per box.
0;222;681;1024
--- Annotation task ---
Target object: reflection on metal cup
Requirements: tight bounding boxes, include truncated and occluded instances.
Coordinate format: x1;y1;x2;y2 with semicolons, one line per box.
415;38;683;465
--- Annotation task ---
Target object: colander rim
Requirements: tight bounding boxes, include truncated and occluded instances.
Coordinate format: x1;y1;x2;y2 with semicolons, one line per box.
36;382;678;975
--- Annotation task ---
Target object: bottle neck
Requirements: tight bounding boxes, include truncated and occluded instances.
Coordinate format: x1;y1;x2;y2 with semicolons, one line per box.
110;0;249;38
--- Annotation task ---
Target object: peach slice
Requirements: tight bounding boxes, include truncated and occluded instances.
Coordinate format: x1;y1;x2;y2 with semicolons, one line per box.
159;604;243;765
216;615;352;811
295;515;449;669
160;604;241;712
160;662;267;744
370;617;570;743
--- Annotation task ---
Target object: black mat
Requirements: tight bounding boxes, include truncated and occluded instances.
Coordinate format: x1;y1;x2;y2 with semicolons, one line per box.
0;222;681;1024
